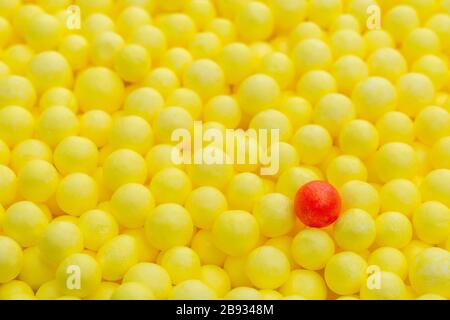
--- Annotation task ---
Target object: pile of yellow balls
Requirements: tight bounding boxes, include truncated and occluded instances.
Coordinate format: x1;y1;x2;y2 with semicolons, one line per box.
0;0;449;300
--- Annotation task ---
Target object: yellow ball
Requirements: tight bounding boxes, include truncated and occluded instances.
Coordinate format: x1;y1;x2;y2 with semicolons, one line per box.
89;31;125;67
86;282;118;300
245;246;290;289
39;221;83;266
56;253;101;298
74;67;125;113
224;287;263;300
27;51;72;94
236;74;279;116
36;280;61;300
279;96;312;129
224;255;252;287
79;209;118;251
383;5;420;43
360;271;406;300
403;27;441;62
275;166;319;198
199;265;230;298
426;13;450;53
110;115;153;155
153;106;193;144
17;159;58;203
191;230;227;266
288;21;323;48
314;93;355;138
0;236;23;283
54;136;98;175
0;164;17;206
111;183;154;228
416;293;447;300
204;95;241;128
145;144;183;178
414;106;450;146
269;0;307;31
56;173;98;217
124;87;164;124
330;30;365;58
338;119;378;159
187;147;234;189
123;262;171;299
291;125;332;165
253;193;295;238
123;228;158;263
296;70;336;105
36;106;79;147
186;186;227;229
380;179;421;216
431;136;450;169
0;280;34;300
218;42;253;86
331;55;368;95
76;0;113;15
340;180;380;217
326;155;367;188
291;228;334;271
368;48;407;83
206;17;236;44
167;88;202;120
280;269;327;300
157;13;197;47
0;105;34;147
18;246;54;291
186;0;217;30
333;209;376;252
102;149;147;191
396;73;435;117
160;246;201;285
364;30;395;54
212;210;259;257
189;32;222;59
413;201;450;244
24;13;62;51
226;172;264;212
161;47;193;77
1;45;34;76
375;211;413;248
116;6;151;38
150;167;192;204
170;280;216;300
376;111;414;144
58;34;89;72
309;0;342;29
324;252;367;295
250;109;292;142
258;52;295;89
409;247;450;299
81;13;114;40
79;110;112;148
368;247;408;280
374;142;418;182
111;282;154;300
131;25;166;64
402;240;431;267
420;169;450;206
97;234;138;281
114;44;151;83
7;199;38;226
145;203;193;251
235;1;273;41
143;67;179;98
352;77;397;121
412;54;449;90
291;39;332;74
39;87;77;113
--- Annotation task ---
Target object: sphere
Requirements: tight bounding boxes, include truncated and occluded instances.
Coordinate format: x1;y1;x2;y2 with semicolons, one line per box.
0;236;23;283
325;252;367;295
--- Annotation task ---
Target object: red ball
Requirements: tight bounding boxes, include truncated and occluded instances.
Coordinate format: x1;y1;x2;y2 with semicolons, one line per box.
294;180;341;228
